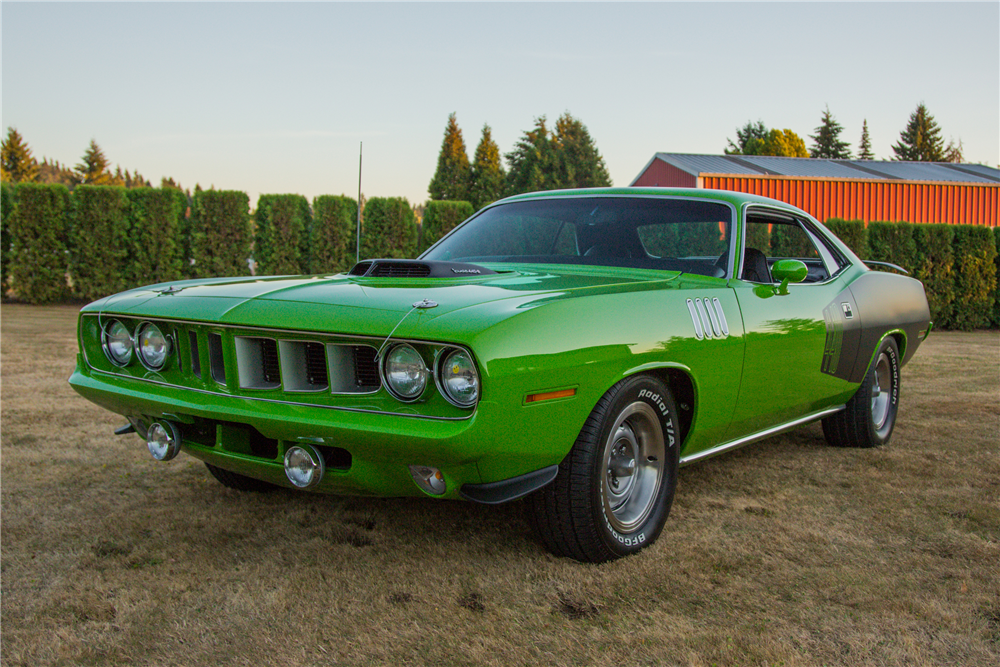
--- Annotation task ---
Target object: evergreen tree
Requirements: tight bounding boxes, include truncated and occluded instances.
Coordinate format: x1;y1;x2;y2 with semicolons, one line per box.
125;187;183;287
552;112;612;188
725;120;769;155
8;184;71;303
254;194;311;275
360;197;418;260
892;103;945;161
1;181;14;296
428;113;470;201
1;128;39;183
857;120;875;160
38;158;75;186
69;185;131;299
74;139;115;185
468;124;506;210
310;195;357;273
505;116;558;196
190;189;252;278
808;106;851;158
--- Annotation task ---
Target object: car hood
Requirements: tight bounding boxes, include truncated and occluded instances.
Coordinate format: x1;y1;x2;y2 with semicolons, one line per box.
84;265;682;338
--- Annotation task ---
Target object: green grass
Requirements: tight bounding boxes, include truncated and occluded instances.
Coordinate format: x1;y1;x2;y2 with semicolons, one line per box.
2;304;998;666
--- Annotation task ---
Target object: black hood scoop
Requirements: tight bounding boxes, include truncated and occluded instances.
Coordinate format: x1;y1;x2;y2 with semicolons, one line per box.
349;259;498;278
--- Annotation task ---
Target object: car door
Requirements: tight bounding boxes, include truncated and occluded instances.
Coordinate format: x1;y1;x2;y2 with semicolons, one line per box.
724;205;859;441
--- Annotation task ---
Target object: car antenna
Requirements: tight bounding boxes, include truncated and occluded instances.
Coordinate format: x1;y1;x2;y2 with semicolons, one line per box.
356;141;362;264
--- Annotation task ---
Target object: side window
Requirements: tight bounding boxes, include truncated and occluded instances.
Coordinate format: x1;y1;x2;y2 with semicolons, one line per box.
743;213;840;283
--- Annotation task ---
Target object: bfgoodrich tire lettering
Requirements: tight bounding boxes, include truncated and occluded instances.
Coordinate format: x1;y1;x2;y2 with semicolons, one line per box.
527;375;680;563
823;336;901;448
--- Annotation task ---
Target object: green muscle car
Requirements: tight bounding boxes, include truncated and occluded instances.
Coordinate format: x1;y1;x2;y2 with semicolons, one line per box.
70;188;931;562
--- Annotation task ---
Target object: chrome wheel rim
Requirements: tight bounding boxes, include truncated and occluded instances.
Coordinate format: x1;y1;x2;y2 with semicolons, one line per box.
601;402;664;534
870;351;891;429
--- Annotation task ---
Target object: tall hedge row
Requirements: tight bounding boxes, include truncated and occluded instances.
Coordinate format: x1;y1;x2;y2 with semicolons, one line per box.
310;195;357;273
1;182;14;297
254;194;311;275
126;187;184;287
360;197;418;261
866;221;918;272
2;179;996;332
823;219;867;258
420;200;473;253
171;189;194;277
191;190;252;278
824;217;997;330
912;224;954;328
70;186;132;300
949;226;998;330
994;228;1000;328
8;183;71;303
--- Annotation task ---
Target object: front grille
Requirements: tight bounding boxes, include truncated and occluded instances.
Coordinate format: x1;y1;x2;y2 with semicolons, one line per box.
189;331;202;378
304;343;328;387
353;346;380;388
261;339;280;385
208;333;226;384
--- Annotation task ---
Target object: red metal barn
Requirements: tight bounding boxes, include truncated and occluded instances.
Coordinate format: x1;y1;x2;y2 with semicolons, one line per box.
631;154;999;227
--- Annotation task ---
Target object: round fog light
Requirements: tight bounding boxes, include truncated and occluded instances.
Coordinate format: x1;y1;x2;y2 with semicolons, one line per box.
409;465;446;496
147;421;181;461
284;445;325;489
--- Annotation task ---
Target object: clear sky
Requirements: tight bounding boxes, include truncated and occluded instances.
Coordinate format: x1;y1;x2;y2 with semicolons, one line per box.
3;1;998;208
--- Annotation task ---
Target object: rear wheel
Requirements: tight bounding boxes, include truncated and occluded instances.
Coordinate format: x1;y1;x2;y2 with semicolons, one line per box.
528;375;680;563
823;337;900;448
204;463;276;492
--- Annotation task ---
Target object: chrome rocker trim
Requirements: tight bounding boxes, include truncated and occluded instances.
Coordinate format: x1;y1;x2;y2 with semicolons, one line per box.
680;405;846;466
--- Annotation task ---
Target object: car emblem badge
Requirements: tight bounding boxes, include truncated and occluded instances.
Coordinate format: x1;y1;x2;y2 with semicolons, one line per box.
842;303;854;319
413;299;438;309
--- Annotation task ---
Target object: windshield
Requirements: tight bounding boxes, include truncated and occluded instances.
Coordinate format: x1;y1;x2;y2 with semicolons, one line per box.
421;196;733;278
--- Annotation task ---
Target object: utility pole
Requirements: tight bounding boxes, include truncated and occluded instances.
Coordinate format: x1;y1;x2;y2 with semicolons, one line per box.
356;142;363;264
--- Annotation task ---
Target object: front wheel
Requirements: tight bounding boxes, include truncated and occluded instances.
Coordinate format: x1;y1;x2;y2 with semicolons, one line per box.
823;336;901;448
527;375;680;563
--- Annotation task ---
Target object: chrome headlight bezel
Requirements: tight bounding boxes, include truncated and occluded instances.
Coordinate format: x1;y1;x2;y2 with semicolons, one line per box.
134;322;172;371
435;347;480;408
101;319;133;367
381;343;429;402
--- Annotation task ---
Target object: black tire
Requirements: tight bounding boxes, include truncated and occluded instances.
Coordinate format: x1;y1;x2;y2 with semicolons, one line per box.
204;463;276;492
823;336;900;448
527;375;680;563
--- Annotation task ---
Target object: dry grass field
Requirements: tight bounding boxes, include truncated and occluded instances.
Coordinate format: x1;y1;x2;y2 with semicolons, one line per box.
2;303;998;666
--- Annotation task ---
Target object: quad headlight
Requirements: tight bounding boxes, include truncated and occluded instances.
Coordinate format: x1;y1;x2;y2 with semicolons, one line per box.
135;322;171;371
382;343;428;401
102;319;133;366
438;348;479;407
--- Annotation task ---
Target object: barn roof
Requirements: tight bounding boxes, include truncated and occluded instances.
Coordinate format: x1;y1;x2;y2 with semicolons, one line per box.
633;153;1000;185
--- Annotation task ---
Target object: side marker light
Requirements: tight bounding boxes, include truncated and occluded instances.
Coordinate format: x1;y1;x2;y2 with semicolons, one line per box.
525;388;577;403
